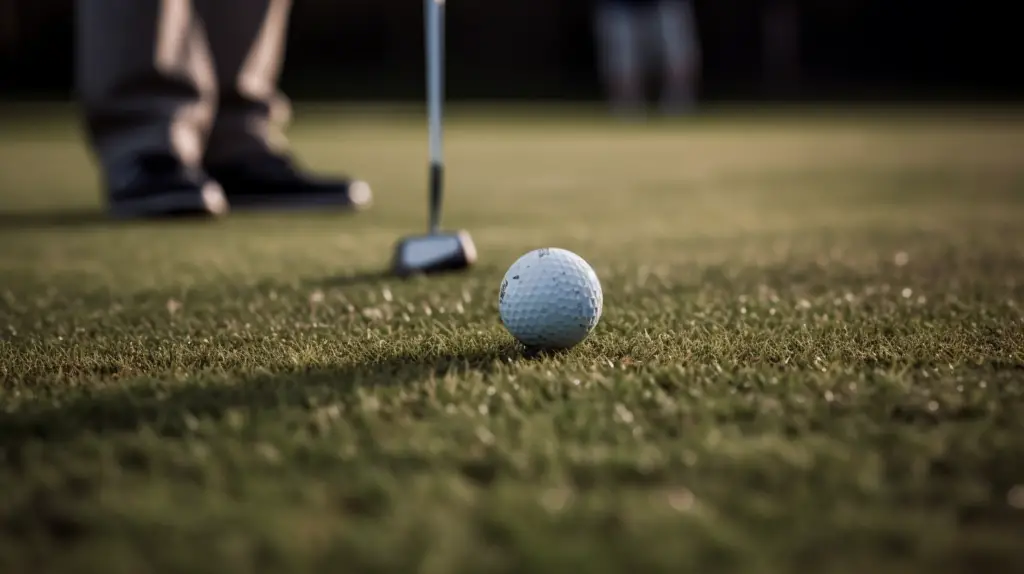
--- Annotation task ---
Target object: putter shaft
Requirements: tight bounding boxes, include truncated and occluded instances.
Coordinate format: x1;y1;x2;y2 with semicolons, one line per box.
426;0;445;234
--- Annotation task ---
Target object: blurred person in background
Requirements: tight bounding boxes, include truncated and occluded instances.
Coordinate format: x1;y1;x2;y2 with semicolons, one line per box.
76;0;372;219
593;0;701;116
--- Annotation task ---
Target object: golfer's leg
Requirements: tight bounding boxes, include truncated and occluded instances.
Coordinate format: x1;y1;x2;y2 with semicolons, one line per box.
656;0;700;113
594;1;645;116
76;0;225;217
194;0;371;211
194;0;291;163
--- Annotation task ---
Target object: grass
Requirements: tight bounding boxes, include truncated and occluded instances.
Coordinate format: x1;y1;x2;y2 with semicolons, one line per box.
1;103;1024;573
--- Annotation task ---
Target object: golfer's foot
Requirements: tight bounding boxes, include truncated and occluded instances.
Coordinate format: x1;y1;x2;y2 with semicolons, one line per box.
205;154;372;212
107;154;229;220
659;94;698;116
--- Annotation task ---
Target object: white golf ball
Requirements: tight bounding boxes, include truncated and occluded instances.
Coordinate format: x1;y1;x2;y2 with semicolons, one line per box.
498;247;603;349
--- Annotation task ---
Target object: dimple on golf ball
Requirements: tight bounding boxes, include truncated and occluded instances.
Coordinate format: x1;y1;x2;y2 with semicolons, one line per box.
498;248;603;350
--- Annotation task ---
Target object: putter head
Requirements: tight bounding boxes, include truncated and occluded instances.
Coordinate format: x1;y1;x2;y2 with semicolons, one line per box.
392;230;477;277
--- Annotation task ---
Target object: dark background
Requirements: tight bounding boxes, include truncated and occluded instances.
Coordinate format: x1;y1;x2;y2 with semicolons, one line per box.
0;0;1020;102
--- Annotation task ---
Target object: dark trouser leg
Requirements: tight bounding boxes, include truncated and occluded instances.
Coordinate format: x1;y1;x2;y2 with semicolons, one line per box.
76;0;226;217
195;0;292;164
195;0;372;212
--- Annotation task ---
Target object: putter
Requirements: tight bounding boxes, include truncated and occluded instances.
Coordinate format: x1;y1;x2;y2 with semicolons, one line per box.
391;0;477;277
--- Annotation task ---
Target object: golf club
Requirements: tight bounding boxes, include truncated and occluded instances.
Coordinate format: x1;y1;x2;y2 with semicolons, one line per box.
391;0;477;277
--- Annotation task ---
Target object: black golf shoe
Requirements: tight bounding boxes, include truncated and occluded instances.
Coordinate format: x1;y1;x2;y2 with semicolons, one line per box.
204;154;372;212
107;154;228;220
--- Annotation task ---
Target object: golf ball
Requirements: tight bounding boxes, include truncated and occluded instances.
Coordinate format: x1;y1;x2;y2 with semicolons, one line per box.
499;248;603;349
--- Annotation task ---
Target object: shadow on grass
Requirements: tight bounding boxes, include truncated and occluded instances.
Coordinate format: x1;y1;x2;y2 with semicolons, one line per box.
316;270;394;288
0;208;225;231
0;343;543;450
0;208;110;230
313;266;483;289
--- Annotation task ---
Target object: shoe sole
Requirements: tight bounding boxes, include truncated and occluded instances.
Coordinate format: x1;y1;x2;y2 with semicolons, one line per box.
227;181;373;212
108;182;229;220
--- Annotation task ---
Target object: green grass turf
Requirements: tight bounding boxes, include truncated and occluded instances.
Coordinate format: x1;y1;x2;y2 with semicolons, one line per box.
1;104;1024;573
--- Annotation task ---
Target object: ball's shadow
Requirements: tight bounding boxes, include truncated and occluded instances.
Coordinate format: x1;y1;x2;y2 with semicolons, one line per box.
520;346;573;360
